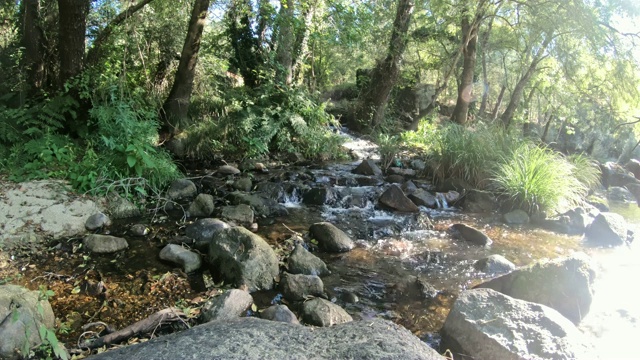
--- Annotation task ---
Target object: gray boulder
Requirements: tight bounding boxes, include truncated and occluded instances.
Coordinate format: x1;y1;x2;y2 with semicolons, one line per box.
301;298;353;327
503;209;529;225
408;189;437;208
167;179;197;200
159;244;202;273
260;305;300;324
388;167;416;177
188;194;215;217
83;234;128;253
542;207;595;235
85;212;111;231
218;164;241;175
87;317;444;360
401;180;418;195
106;192;142;219
585;212;629;246
352;159;382;177
227;191;275;217
280;273;325;301
208;226;279;292
410;159;427;171
473;254;516;276
607;186;635;202
232;178;253;192
0;285;56;360
287;244;330;276
200;289;254;323
442;288;592;360
221;204;254;225
475;254;596;324
309;222;354;253
185;218;230;250
378;185;419;212
302;187;337;206
449;224;492;246
462;189;498;213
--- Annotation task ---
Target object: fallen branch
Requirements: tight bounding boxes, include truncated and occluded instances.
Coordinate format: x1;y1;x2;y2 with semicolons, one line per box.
80;307;187;349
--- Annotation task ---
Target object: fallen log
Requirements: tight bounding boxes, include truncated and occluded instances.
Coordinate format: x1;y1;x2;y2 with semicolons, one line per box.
81;307;187;349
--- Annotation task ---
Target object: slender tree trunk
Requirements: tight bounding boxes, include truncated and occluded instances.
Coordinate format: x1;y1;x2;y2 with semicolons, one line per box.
228;0;262;88
541;112;553;142
57;0;90;87
500;33;553;129
21;0;46;95
160;0;210;136
292;0;315;84
491;83;505;120
353;0;414;130
478;18;495;115
275;0;295;85
450;14;480;125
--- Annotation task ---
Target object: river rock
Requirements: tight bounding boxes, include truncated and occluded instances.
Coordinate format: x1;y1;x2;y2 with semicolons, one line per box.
303;187;337;206
227;191;275;217
410;159;427;171
625;183;640;204
585;212;629;246
200;289;254;323
287;244;330;276
442;288;592;360
301;298;352;327
83;234;128;253
602;161;638;188
503;209;530;225
542;207;595;235
85;212;111;230
130;224;149;236
88;317;444;360
309;222;354;253
188;193;215;217
232;177;253;192
281;273;325;301
352;159;382;176
159;244;202;273
408;189;437;208
220;204;254;225
167;179;197;200
0;285;56;360
475;254;596;324
625;158;640;179
106;191;142;219
449;224;492;246
401;180;418;194
385;174;405;184
185;218;230;250
473;254;516;275
218;164;241;175
260;305;300;325
208;226;279;292
388;167;416;177
378;184;419;212
462;189;498;213
607;186;635;202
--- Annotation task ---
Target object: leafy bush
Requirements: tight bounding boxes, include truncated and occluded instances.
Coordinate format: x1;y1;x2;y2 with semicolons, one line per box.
492;143;587;215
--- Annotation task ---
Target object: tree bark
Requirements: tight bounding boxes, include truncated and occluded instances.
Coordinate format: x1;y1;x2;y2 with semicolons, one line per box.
86;0;157;67
274;0;295;85
500;33;553;129
353;0;415;130
292;0;315;84
21;0;46;95
160;0;210;136
478;18;495;115
57;0;90;87
491;83;505;120
450;13;480;125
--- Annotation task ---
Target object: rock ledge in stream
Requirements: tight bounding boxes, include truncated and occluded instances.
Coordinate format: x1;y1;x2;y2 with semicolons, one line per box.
88;317;444;360
378;185;419;212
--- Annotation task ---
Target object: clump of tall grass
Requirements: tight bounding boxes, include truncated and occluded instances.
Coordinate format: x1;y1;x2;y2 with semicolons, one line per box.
492;143;588;215
568;153;602;191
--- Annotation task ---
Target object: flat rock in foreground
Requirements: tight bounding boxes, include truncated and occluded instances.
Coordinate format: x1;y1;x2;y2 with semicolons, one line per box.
87;317;444;360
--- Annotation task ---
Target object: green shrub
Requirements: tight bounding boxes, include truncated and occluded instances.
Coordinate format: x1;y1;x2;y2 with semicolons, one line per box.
492;143;587;215
568;153;602;191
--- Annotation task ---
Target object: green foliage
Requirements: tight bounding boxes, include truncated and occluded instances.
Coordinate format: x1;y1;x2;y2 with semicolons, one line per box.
568;153;602;191
492;143;587;215
376;133;403;170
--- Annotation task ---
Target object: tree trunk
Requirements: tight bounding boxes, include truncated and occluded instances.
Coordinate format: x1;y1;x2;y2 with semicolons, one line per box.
541;112;553;142
274;0;295;85
353;0;414;130
160;0;210;136
500;33;553;129
228;0;263;88
491;84;505;120
478;19;495;115
21;0;46;95
292;0;316;84
57;0;90;87
450;14;480;125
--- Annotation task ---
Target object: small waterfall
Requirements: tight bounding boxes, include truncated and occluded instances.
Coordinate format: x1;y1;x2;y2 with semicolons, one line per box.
435;192;449;209
282;188;302;207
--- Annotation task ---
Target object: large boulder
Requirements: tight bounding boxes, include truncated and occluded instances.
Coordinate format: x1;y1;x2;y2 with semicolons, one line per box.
287;244;330;276
302;187;337;206
83;234;128;253
442;289;592;360
601;161;638;188
159;244;202;273
378;185;419;212
308;222;354;253
0;285;56;360
475;254;596;324
185;218;230;250
408;189;437;208
585;212;629;246
88;317;444;360
352;159;382;177
208;226;279;292
607;186;635;202
449;224;492;246
625;158;640;180
301;298;353;327
200;289;254;323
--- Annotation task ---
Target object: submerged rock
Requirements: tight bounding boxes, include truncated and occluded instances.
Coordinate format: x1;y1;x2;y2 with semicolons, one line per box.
83;234;128;253
200;289;253;323
301;298;353;327
585;212;629;246
473;254;516;276
217;164;241;175
378;184;419;212
462;189;498;213
287;244;330;276
475;254;596;324
260;305;300;325
449;224;492;246
309;222;354;253
88;317;444;360
442;288;592;360
208;226;279;292
159;244;202;273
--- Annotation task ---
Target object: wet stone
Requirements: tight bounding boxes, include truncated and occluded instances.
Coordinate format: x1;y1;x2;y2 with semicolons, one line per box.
130;224;149;236
408;189;437;208
221;204;254;225
473;255;516;276
309;222;354;253
85;212;111;231
280;273;325;301
449;224;492;246
352;159;382;177
232;177;253;192
167;179;197;200
200;289;254;323
378;184;419;212
83;234;128;253
260;305;300;325
217;165;241;176
188;193;215;218
503;209;530;225
185;218;230;250
287;244;331;276
301;298;352;327
159;244;202;273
